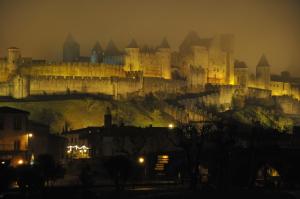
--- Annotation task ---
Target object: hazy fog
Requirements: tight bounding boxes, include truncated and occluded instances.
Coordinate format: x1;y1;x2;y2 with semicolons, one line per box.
0;0;299;74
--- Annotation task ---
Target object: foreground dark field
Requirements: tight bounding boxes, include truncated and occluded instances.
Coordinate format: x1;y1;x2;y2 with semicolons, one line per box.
1;185;300;199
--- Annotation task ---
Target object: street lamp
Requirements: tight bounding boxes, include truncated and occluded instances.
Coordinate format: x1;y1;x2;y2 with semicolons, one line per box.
17;159;24;165
27;133;34;163
138;156;147;178
138;157;145;164
168;123;174;129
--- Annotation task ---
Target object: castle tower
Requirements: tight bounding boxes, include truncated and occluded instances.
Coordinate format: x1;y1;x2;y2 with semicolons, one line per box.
63;34;80;62
157;38;171;79
90;41;103;64
220;34;235;85
11;75;30;99
124;39;141;71
104;107;112;128
234;60;248;87
256;54;271;90
103;40;123;65
7;47;21;72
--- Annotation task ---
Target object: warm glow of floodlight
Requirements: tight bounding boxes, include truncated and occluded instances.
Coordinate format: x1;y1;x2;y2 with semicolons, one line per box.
168;123;174;129
28;133;33;138
17;159;24;165
138;157;145;164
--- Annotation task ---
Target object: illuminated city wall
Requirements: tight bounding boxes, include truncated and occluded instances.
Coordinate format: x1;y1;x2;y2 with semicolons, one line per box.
142;77;185;94
19;63;126;78
29;75;143;96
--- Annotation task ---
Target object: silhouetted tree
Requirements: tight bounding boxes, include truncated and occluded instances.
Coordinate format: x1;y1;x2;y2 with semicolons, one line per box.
79;163;94;187
104;155;132;191
36;154;65;186
0;161;15;193
16;165;44;192
168;123;214;190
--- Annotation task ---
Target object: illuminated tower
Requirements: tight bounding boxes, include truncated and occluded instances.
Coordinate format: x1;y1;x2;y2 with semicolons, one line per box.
63;34;80;62
104;107;112;128
256;54;270;90
7;47;21;72
90;41;103;64
157;38;171;79
12;75;30;99
124;39;140;71
220;34;235;85
234;60;248;87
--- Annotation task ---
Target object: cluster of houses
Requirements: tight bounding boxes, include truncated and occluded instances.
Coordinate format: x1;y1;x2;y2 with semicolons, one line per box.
0;106;180;177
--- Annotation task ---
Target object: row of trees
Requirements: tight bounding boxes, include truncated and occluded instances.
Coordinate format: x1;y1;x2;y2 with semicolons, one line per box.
168;119;300;191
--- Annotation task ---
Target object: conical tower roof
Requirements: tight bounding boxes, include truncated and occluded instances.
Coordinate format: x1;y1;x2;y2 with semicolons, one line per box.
92;41;103;52
105;40;120;56
126;39;139;48
65;33;76;43
257;54;270;67
234;60;247;68
159;37;170;48
179;31;200;50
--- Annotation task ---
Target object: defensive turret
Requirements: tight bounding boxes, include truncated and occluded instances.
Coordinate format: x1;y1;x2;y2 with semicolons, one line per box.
124;39;141;71
90;41;103;63
157;38;171;79
256;54;271;90
7;47;21;72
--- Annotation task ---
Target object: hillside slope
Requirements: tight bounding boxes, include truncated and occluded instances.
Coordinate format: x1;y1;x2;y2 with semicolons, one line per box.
0;98;174;133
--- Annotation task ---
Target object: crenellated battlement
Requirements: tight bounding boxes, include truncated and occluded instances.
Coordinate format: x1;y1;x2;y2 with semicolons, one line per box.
19;62;127;78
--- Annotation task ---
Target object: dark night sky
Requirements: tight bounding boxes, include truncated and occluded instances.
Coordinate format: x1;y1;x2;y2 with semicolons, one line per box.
0;0;299;74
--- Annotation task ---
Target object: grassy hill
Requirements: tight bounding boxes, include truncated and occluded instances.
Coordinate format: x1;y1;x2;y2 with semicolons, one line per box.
0;98;174;133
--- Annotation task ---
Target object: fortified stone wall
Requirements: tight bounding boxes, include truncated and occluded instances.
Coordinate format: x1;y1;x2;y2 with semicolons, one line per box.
0;82;10;96
275;96;300;114
143;77;185;94
19;63;126;78
187;65;206;89
29;75;142;97
0;63;10;82
247;87;272;99
270;81;292;96
140;52;162;78
219;85;238;105
291;86;300;100
177;85;237;110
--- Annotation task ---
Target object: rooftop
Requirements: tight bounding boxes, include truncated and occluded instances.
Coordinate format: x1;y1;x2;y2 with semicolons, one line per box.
126;39;139;48
257;54;270;67
0;106;30;115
